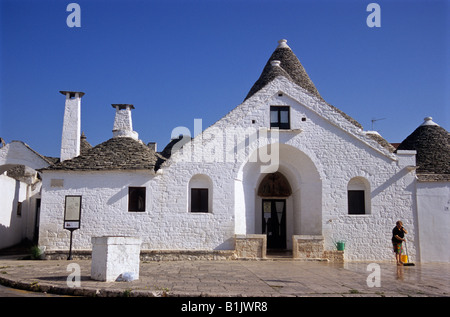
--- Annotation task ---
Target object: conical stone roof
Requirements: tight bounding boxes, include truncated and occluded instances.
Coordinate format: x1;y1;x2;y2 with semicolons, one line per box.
44;137;159;171
397;117;450;179
244;39;365;131
80;132;92;156
245;39;322;101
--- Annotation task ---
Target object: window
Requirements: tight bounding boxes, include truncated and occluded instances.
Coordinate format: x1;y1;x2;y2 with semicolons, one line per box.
128;187;146;212
348;190;365;214
347;177;371;215
270;106;290;129
191;188;208;213
188;174;212;213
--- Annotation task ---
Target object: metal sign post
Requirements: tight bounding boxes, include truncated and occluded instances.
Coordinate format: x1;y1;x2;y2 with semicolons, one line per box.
64;195;82;260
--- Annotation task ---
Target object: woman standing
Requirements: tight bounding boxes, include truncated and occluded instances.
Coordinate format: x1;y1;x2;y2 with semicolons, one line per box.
392;221;408;265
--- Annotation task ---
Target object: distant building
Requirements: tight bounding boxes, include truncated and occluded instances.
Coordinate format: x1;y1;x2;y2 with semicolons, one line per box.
1;40;448;262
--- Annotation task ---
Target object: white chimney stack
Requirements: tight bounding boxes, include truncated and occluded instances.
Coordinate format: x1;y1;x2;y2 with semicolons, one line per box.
111;104;139;140
60;91;84;162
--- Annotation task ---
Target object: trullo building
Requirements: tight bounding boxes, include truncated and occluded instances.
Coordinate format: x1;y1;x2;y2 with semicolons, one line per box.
1;39;449;262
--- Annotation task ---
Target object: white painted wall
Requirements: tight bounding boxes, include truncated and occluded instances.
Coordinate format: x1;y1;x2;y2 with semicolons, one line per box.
0;174;33;249
416;181;450;262
39;168;236;251
0;141;48;249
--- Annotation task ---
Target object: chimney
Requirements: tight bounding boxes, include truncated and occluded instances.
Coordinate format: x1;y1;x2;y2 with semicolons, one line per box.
111;104;139;140
147;142;157;152
60;91;84;162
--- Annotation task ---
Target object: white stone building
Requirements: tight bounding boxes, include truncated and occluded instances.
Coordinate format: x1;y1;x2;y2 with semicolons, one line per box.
396;117;450;262
2;39;449;262
0;140;54;249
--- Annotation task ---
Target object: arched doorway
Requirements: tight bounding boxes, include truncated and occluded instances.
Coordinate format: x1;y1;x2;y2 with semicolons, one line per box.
258;172;292;249
235;143;323;252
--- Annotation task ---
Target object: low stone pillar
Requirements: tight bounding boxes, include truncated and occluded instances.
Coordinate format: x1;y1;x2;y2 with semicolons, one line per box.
91;236;141;282
235;234;267;259
292;235;324;259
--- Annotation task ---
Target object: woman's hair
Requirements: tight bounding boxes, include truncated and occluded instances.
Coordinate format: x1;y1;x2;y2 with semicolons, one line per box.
396;221;403;226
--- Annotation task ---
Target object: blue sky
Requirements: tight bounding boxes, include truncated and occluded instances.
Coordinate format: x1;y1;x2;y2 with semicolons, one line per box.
0;0;448;157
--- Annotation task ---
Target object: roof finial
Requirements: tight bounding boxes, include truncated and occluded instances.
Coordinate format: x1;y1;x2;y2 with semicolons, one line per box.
277;39;289;48
421;116;439;127
270;60;281;67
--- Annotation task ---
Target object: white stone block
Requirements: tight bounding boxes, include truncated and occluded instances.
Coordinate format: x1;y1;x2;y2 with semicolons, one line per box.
91;236;141;282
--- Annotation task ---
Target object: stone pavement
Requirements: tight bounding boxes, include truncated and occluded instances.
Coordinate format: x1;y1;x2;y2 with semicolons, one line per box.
0;257;449;298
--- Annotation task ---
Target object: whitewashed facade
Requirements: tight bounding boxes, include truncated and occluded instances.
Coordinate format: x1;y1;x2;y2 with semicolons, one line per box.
0;141;52;249
3;39;448;262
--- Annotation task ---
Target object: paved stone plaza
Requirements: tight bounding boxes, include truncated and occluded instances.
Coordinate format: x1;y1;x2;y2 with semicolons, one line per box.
0;258;449;297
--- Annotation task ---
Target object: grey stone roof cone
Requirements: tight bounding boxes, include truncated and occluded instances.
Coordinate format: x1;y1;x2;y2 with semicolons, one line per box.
245;39;322;101
397;117;450;175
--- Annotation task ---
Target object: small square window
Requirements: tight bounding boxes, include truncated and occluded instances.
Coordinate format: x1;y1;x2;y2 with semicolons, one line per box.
270;106;290;129
128;187;146;212
191;188;208;213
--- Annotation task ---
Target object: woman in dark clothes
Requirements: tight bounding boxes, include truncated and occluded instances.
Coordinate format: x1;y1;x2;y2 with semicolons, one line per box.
392;221;408;265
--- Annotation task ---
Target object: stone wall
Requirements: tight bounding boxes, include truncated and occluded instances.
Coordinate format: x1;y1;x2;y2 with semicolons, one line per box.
0;174;29;249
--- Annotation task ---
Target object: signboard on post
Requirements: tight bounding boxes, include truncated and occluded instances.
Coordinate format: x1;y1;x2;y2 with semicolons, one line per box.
64;195;82;260
64;195;82;230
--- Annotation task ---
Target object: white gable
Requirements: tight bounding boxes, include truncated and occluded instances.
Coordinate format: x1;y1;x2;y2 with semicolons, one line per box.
0;140;51;173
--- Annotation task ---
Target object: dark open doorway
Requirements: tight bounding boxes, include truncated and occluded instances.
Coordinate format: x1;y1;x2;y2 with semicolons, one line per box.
262;199;286;250
33;199;41;244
